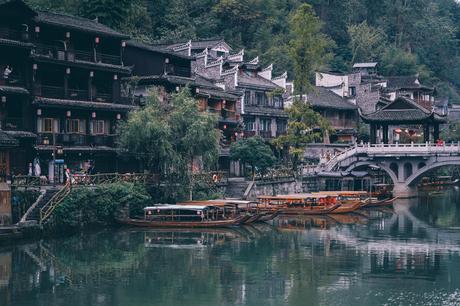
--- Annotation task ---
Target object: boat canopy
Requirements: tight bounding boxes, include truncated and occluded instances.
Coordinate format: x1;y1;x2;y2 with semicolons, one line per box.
144;205;217;211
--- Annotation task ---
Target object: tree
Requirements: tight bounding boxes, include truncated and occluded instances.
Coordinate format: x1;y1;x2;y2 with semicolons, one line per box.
118;88;219;199
288;3;334;95
348;21;386;63
273;98;331;170
230;137;276;178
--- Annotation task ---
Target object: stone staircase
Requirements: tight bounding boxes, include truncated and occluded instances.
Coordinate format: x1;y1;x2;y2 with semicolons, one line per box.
19;187;61;225
224;177;250;199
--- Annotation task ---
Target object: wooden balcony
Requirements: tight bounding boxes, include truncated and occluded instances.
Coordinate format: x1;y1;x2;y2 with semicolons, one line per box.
37;133;116;147
208;108;238;123
0;117;23;131
0;28;28;41
34;85;113;102
35;44;122;66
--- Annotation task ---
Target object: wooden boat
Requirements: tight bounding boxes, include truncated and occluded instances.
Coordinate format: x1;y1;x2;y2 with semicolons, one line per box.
120;205;250;228
257;194;343;215
418;176;459;189
327;201;362;214
258;210;281;222
362;197;398;208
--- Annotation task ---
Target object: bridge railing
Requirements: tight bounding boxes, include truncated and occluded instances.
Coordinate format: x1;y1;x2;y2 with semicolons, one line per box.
321;142;460;171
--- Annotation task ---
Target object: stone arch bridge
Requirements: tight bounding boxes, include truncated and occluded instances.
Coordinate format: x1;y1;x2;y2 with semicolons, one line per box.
318;143;460;197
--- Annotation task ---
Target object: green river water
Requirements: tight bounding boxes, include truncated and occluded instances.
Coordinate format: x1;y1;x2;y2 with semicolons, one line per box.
2;189;460;305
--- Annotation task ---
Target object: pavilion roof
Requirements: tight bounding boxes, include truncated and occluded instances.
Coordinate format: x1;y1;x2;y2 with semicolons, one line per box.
360;96;446;124
0;130;18;148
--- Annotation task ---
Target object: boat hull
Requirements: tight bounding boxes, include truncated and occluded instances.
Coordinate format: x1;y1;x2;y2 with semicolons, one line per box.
120;215;249;228
279;204;341;215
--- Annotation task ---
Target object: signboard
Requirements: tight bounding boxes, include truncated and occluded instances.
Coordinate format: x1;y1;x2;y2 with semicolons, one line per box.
54;159;65;164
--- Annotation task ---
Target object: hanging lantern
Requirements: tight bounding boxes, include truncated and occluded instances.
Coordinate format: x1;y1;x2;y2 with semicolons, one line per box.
65;32;70;38
165;58;169;64
113;74;118;80
33;64;38;70
121;41;126;47
89;71;94;77
95;36;100;44
116;113;121;120
36;108;42;116
1;96;6;103
223;124;227;130
34;26;40;33
66;110;71;117
92;112;96;118
66;67;71;74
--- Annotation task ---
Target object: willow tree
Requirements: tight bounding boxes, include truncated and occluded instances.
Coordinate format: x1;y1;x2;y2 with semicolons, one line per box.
289;3;334;96
118;88;219;199
273;98;331;171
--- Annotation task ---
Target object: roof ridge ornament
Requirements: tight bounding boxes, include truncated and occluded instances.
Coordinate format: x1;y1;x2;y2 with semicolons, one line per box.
195;47;208;58
173;40;192;54
272;71;287;80
262;64;273;72
221;65;238;75
247;56;259;65
227;49;244;62
207;56;223;67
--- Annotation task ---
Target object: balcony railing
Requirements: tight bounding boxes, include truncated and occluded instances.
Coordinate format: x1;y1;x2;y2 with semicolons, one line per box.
37;133;116;147
34;85;113;102
259;131;273;139
0;28;28;41
208;108;238;122
35;43;122;66
0;117;23;130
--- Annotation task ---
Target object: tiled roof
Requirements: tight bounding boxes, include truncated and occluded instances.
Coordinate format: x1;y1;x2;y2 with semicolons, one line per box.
360;96;446;123
307;87;357;110
134;74;240;100
0;85;29;95
386;76;433;91
0;130;18;148
353;62;378;68
36;145;117;152
35;11;129;39
4;130;36;138
33;97;136;112
126;40;192;59
238;72;279;90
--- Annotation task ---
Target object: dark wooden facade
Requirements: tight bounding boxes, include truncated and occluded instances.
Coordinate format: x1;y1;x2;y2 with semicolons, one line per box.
0;0;138;180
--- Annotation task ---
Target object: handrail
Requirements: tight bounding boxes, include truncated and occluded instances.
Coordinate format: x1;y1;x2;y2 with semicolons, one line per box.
321;142;460;171
40;181;71;224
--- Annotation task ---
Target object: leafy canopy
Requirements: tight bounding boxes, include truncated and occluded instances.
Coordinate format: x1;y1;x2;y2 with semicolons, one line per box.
230;136;276;176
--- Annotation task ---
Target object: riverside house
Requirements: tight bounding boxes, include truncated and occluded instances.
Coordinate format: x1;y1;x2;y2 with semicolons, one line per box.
0;0;137;183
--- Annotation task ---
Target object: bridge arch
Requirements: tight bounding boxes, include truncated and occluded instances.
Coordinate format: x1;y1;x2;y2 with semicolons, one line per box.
345;161;399;186
405;160;460;186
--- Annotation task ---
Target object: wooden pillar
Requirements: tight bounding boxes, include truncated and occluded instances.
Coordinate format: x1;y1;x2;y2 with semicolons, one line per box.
382;125;389;144
424;124;430;143
370;124;377;144
433;124;440;141
0;183;12;226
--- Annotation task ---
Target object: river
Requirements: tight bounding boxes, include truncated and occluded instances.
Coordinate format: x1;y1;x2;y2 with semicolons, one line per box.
2;189;460;306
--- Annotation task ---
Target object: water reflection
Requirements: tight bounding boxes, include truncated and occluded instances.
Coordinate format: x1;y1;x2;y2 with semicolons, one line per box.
2;191;460;305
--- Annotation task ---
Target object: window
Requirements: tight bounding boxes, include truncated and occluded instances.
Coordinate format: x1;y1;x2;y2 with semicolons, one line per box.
273;96;283;108
37;118;59;133
255;92;267;105
277;120;287;133
90;120;109;135
260;118;271;131
244;91;252;105
66;119;86;134
348;87;356;97
245;118;256;131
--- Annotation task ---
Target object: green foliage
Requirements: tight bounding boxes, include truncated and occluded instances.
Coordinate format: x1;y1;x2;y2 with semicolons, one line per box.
23;0;460;102
348;21;386;63
273;98;331;169
289;4;334;94
49;182;151;231
230;137;276;177
118;87;219;199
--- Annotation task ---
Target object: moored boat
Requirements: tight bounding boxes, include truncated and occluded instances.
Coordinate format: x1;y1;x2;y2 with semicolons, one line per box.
362;197;398;208
120;205;250;228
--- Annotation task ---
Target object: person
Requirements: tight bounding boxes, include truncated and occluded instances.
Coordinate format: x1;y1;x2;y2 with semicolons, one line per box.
3;66;12;82
65;167;71;184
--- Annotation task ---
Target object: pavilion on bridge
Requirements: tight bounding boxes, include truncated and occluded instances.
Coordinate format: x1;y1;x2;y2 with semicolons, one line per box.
360;96;447;144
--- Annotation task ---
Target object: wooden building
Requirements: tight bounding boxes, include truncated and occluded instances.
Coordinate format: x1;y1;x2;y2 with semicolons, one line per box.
304;87;358;144
360;97;446;144
123;40;242;173
0;0;137;181
383;76;435;110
